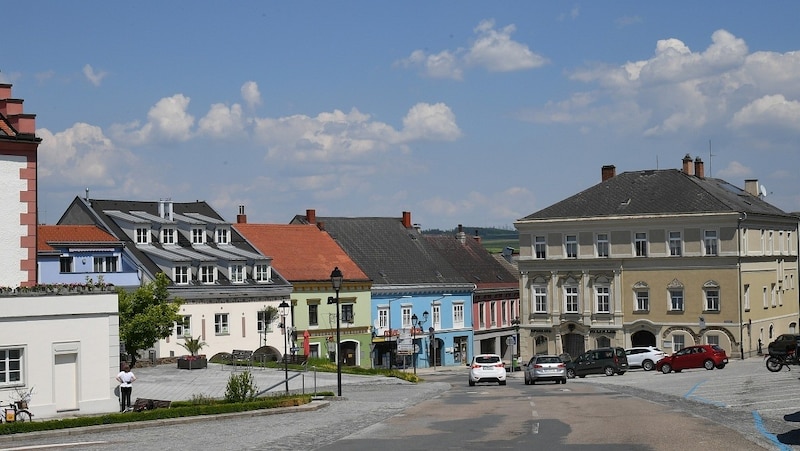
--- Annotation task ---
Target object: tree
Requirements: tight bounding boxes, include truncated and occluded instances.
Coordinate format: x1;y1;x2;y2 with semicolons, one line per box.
118;272;183;367
179;336;207;356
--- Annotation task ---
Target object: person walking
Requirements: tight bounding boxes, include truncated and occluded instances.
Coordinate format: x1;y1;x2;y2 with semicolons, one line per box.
116;363;136;412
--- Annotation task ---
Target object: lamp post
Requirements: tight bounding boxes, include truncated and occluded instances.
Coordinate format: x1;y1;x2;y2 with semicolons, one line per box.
278;300;290;393
511;317;521;373
411;310;429;375
329;267;343;397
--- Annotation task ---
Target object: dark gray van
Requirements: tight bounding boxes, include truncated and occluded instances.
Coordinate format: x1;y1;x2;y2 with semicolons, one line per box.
566;347;628;378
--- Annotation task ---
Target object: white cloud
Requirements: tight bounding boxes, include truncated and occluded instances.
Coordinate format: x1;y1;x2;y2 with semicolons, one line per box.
83;64;107;86
198;103;245;137
241;81;262;109
396;19;545;79
729;94;800;132
419;186;536;226
401;103;461;142
110;94;195;144
716;160;752;179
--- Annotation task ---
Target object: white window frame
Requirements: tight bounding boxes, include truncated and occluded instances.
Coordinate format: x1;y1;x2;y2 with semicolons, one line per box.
378;307;388;329
229;264;245;284
432;304;441;330
490;301;497;326
0;347;23;387
214;313;229;335
673;334;685;352
635;290;649;312
669;289;684;311
533;286;547;313
254;264;271;283
176;315;191;337
705;288;720;311
669;231;682;256
478;302;486;328
595;286;610;313
635;232;647;257
534;236;546;259
200;265;216;284
93;255;118;273
596;233;609;258
216;227;230;245
174;266;190;285
565;235;578;258
564;286;579;313
161;227;176;245
704;230;718;256
453;303;465;329
401;306;412;328
192;228;205;244
135;227;150;244
707;335;720;346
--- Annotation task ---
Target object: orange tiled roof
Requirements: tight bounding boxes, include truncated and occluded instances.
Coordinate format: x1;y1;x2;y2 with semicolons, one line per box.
38;225;120;252
234;224;368;282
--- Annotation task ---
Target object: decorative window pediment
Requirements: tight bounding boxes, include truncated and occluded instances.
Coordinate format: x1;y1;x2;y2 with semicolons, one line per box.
667;278;684;289
593;275;611;285
703;280;720;289
633;281;649;290
530;275;549;284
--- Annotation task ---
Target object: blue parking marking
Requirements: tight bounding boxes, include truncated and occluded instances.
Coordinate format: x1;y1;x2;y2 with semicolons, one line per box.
684;380;727;407
753;411;792;451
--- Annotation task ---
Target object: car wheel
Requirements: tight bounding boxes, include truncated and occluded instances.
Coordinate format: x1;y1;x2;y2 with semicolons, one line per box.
766;356;784;372
604;366;614;376
642;360;654;371
567;368;576;379
661;363;672;374
469;380;475;387
716;363;726;369
703;359;715;370
617;371;625;376
579;375;586;378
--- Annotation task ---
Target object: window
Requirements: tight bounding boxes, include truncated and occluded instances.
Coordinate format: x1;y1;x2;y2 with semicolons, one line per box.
257;310;271;333
635;290;649;311
191;228;205;244
401;307;412;328
216;228;229;245
432;305;441;329
771;283;777;307
669;289;684;311
565;235;578;258
214;314;229;335
490;301;497;326
341;304;354;323
763;286;768;308
534;236;546;259
533;286;547;313
93;256;118;273
229;264;244;283
596;234;609;258
705;289;720;311
478;303;486;328
136;227;150;244
501;300;507;326
453;303;464;328
744;284;750;310
0;348;23;385
59;256;73;273
669;231;682;256
254;264;271;283
565;286;579;313
635;232;648;257
378;307;388;329
595;286;610;313
176;316;191;337
200;265;215;284
673;334;685;352
704;230;718;256
161;228;175;245
308;304;318;326
174;266;189;285
707;335;720;346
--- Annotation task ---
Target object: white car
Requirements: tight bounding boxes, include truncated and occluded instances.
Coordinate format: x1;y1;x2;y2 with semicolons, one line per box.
625;347;665;371
468;354;507;386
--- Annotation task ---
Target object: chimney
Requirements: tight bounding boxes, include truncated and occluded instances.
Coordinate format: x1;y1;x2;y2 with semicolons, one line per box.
601;165;616;181
744;179;760;197
402;211;412;228
473;229;481;245
158;199;173;221
306;209;316;224
237;205;247;224
682;154;694;175
0;84;37;135
694;157;705;178
0;83;11;100
456;224;466;244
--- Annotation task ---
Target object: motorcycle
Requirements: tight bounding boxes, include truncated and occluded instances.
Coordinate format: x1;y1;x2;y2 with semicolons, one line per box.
765;348;800;372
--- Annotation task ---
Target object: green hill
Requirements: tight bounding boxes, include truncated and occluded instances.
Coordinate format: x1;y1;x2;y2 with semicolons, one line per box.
423;226;518;254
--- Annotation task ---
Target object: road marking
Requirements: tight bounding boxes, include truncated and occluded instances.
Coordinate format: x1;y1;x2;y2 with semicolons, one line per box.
532;422;539;434
0;442;107;450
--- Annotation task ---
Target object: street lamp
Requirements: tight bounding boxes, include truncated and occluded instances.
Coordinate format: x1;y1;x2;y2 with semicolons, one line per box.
278;300;290;393
411;310;429;375
510;317;521;372
329;267;343;396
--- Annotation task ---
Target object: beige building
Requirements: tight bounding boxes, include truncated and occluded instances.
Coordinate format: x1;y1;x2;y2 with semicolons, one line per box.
515;155;798;360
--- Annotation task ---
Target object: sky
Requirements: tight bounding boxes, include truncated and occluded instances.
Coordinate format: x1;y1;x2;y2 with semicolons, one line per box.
3;2;800;230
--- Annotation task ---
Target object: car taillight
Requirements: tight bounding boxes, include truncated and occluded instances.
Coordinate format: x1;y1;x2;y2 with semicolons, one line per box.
533;364;543;369
557;363;565;368
497;363;505;368
471;364;480;369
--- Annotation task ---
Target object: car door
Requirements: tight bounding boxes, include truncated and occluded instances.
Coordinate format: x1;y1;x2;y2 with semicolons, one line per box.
671;347;693;370
573;352;590;376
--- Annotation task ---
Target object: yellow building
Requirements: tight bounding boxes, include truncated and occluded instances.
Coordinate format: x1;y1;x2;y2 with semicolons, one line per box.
515;155;798;359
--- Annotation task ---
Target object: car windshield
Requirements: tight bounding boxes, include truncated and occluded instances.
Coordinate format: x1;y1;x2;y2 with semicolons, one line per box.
537;357;561;364
475;356;500;364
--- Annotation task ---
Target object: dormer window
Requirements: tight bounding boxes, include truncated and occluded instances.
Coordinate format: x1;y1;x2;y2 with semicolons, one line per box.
162;227;176;245
254;264;271;283
174;266;190;285
136;227;150;244
192;228;205;245
229;264;244;283
216;228;229;245
200;265;216;284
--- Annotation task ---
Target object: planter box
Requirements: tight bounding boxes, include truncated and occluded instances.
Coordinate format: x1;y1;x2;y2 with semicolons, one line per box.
177;357;207;370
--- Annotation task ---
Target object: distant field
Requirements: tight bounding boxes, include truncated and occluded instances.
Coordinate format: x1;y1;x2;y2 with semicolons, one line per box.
481;239;518;254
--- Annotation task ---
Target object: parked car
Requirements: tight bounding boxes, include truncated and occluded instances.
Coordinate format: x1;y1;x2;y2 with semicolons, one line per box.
767;334;800;356
566;347;628;378
625;346;666;371
655;345;729;374
524;355;567;385
468;354;507;386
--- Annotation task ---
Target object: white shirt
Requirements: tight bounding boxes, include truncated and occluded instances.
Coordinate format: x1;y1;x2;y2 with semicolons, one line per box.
117;370;136;388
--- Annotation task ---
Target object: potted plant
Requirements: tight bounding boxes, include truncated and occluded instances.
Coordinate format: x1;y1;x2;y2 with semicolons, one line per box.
177;336;208;370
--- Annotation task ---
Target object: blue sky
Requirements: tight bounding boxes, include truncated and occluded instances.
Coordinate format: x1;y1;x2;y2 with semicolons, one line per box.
3;2;799;230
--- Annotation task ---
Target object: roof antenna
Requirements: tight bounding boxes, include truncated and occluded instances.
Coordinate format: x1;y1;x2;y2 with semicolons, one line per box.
708;139;716;177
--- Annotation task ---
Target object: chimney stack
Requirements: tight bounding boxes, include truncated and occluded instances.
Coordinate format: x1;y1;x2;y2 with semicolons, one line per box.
237;205;247;224
682;154;694;175
457;224;466;244
601;165;616;181
694;157;705;178
473;229;481;244
402;211;412;228
306;209;316;224
744;179;760;197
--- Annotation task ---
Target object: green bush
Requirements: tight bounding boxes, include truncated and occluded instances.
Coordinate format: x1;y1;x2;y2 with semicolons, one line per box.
224;370;258;403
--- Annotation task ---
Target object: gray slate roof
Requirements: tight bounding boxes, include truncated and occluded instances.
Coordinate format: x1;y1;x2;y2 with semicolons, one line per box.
521;169;792;220
424;235;518;290
292;215;468;287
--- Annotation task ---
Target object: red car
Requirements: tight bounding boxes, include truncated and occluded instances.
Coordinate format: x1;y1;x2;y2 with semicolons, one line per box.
656;345;728;374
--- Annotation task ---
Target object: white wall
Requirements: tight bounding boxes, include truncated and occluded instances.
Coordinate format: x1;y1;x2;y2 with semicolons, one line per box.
0;293;120;419
0;155;27;287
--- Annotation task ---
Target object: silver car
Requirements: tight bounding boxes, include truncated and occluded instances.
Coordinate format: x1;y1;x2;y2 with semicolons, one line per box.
524;355;567;385
625;346;665;371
